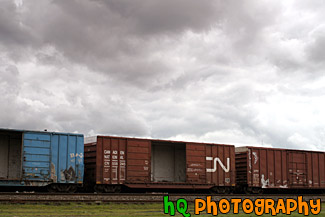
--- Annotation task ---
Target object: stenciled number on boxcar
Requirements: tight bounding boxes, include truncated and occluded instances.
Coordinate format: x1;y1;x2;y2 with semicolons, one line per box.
104;150;111;182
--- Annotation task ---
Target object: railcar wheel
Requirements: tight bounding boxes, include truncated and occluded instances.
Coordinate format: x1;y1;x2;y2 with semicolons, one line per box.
104;185;122;193
94;185;104;193
104;186;114;193
218;187;231;194
255;188;264;194
47;184;77;193
68;185;77;193
47;184;56;193
244;187;253;194
114;185;121;193
210;187;231;194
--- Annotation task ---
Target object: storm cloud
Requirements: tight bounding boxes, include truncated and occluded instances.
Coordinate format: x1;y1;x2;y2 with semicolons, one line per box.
0;0;324;151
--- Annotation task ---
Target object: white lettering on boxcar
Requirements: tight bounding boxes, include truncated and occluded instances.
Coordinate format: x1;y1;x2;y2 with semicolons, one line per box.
206;157;230;173
103;149;111;168
70;153;83;158
190;163;202;167
119;150;125;181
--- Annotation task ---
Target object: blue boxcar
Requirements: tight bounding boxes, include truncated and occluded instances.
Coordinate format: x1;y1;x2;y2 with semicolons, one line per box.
0;128;84;192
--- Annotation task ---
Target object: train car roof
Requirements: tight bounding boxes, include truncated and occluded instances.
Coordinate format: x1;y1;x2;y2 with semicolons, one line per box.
0;127;83;136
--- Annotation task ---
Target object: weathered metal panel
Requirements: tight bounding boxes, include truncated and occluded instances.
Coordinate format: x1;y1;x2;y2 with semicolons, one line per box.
127;139;150;182
75;135;84;184
50;134;84;184
319;154;325;188
84;142;97;185
0;129;84;187
22;132;84;184
238;147;289;189
50;134;59;182
236;146;325;190
215;144;235;186
186;143;205;183
288;151;307;187
90;136;128;185
187;142;235;186
23;132;51;181
58;135;68;182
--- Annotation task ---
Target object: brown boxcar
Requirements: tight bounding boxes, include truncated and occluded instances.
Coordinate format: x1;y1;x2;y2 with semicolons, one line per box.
236;146;325;193
84;136;235;193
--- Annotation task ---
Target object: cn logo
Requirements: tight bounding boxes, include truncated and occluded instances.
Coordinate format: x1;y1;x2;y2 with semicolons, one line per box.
206;157;230;173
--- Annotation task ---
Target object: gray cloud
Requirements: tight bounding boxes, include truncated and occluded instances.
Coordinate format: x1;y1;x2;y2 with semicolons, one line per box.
0;0;324;151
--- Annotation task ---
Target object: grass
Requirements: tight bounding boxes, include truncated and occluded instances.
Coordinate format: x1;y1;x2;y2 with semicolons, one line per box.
0;202;324;217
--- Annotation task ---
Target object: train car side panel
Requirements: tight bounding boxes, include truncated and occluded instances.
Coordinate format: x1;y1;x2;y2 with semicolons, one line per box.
205;144;235;187
127;139;151;182
319;153;325;188
187;143;235;187
186;143;206;184
23;132;51;183
236;146;325;191
84;139;97;186
92;137;128;185
50;133;84;184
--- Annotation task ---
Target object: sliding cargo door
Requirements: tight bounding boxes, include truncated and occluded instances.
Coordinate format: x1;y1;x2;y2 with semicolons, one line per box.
22;132;51;181
186;143;206;183
51;134;84;184
287;151;307;187
126;139;150;182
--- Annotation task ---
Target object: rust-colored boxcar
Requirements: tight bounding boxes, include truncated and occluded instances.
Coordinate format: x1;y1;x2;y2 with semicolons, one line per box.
236;146;325;193
84;136;235;193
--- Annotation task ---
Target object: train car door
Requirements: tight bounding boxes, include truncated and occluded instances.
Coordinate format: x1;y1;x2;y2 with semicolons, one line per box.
287;151;307;187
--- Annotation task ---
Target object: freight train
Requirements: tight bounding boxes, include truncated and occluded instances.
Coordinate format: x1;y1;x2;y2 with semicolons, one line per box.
0;128;324;194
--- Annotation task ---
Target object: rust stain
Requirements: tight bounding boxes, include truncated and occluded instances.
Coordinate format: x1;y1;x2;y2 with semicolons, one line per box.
50;163;57;182
60;171;65;181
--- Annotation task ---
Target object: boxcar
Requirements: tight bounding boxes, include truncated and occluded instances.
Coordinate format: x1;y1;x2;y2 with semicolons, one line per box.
0;128;84;192
235;146;325;193
84;136;235;193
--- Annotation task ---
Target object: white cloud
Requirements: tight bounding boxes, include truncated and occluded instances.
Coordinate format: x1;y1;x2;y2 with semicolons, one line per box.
0;0;324;150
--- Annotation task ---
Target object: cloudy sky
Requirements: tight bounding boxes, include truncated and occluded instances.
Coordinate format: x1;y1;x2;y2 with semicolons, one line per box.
1;0;324;150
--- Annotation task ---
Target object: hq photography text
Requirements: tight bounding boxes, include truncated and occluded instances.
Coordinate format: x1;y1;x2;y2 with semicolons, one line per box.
163;196;321;217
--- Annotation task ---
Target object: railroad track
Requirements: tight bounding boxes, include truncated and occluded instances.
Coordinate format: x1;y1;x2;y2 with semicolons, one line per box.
0;193;324;203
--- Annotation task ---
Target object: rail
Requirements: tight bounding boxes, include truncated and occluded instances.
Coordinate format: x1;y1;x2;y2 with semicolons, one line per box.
0;193;324;203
